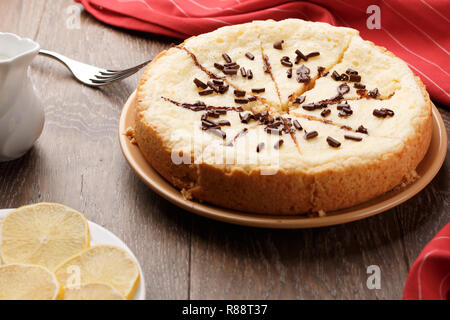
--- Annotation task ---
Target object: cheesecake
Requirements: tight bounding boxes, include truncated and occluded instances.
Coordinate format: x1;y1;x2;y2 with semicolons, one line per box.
134;19;432;215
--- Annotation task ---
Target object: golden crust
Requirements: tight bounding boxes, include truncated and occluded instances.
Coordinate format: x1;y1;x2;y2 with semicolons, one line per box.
134;24;433;215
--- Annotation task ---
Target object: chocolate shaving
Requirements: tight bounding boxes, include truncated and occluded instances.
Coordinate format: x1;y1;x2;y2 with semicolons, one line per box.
296;64;311;83
273;40;284;50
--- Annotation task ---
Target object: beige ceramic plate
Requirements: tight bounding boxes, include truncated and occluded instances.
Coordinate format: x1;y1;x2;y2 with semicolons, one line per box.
119;91;447;228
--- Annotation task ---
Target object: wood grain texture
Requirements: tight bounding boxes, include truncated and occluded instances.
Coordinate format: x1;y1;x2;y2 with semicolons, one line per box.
0;0;448;300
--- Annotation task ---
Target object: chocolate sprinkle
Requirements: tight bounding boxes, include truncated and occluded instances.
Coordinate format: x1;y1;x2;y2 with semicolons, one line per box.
235;128;248;140
263;54;271;73
306;52;320;59
234;89;246;97
248;96;257;102
235;98;249;104
354;83;366;89
337;83;350;95
214;63;224;70
293;96;305;104
247;69;253;79
295;49;307;63
256;142;264;153
224;62;239;69
273;40;284;50
240;67;247;77
239;112;253;123
349;74;362;82
208;128;226;139
287;68;292;78
217;120;231;126
373;108;394;118
274;139;284;149
356;125;368;134
245;52;255;60
252;88;265;93
344;134;363;141
293;119;303;131
326;136;341;148
345;68;358;75
368;88;379;98
223;68;238;75
280;56;293;67
317;66;326;76
331;71;349;81
321;109;331;117
198;89;214;96
193;78;207;89
222;53;232;63
305;131;318;140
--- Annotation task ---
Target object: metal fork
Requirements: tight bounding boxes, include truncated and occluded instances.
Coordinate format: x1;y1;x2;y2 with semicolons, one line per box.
39;49;151;87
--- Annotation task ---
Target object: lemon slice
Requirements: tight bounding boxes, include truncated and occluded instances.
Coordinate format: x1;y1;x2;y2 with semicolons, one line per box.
63;283;125;300
0;264;62;300
55;245;140;299
0;202;89;270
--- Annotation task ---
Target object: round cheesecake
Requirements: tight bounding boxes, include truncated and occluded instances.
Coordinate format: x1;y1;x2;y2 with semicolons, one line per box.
135;19;432;215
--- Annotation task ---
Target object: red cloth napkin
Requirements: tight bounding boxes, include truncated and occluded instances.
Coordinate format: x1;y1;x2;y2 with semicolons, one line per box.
403;223;450;300
74;0;450;105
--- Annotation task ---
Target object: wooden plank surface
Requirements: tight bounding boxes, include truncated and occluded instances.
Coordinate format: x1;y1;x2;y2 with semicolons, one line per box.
0;0;448;300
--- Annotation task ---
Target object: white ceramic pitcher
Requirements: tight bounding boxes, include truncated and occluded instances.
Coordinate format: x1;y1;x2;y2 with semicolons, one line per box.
0;33;44;162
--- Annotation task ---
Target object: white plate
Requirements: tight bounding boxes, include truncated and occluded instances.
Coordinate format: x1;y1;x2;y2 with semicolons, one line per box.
0;209;146;300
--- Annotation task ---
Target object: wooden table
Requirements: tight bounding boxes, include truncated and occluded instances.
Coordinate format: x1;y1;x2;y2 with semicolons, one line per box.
1;0;448;300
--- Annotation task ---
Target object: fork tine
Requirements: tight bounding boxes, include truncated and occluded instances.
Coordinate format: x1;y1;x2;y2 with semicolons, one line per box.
94;66;141;79
89;68;140;85
98;60;151;76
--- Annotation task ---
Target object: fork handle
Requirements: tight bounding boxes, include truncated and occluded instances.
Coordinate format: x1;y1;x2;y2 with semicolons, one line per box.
38;49;75;70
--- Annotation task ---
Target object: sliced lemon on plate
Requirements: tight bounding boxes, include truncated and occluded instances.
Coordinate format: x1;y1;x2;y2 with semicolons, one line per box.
0;264;62;300
63;282;125;300
55;244;140;299
0;202;90;270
